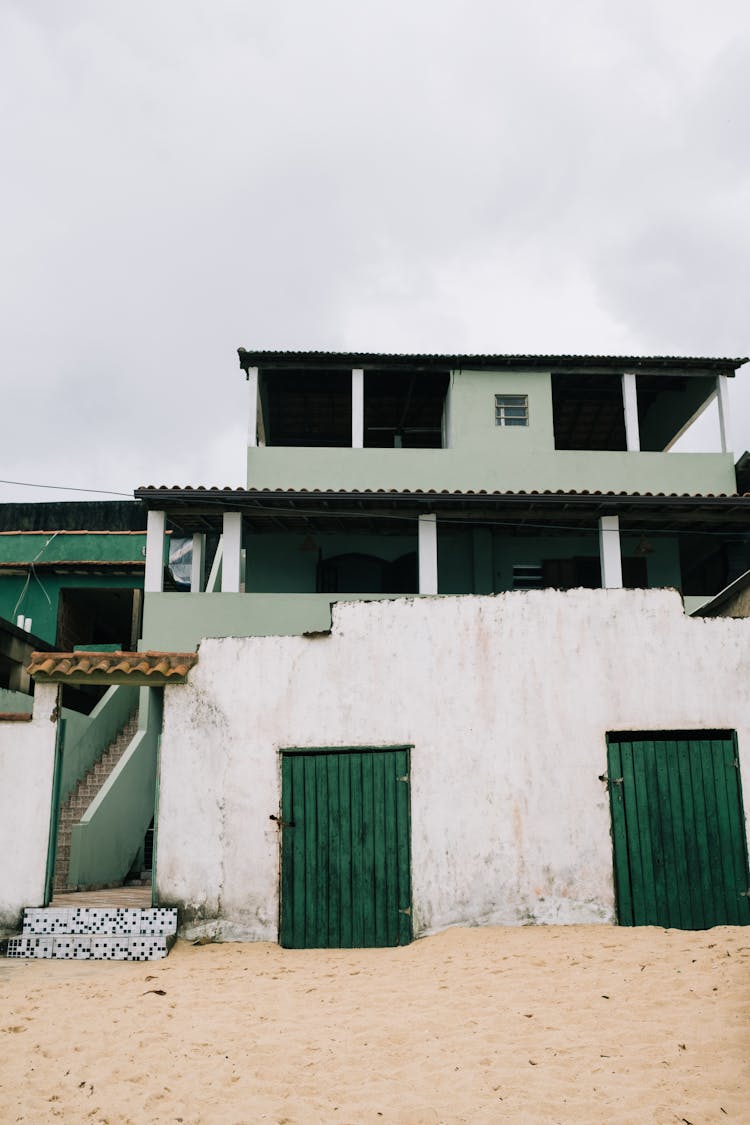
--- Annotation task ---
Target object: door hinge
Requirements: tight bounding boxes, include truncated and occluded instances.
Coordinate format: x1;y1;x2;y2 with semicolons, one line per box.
398;906;411;915
740;889;750;898
598;773;623;789
269;815;295;829
397;775;410;784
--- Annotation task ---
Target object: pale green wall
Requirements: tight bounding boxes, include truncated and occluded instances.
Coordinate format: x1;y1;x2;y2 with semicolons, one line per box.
141;592;403;651
59;684;139;805
68;687;159;891
247;369;735;495
0;687;34;712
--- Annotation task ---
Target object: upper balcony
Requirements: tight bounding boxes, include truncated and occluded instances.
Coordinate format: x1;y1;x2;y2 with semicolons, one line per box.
239;351;746;497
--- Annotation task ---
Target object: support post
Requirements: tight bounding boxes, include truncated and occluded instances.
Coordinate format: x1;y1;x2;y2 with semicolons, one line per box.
418;513;438;595
598;515;623;589
247;366;259;448
352;368;364;449
144;510;166;593
190;533;206;593
221;513;242;593
716;375;731;453
622;373;641;451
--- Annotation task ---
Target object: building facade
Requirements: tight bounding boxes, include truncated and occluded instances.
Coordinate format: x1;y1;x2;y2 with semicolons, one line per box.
4;352;750;943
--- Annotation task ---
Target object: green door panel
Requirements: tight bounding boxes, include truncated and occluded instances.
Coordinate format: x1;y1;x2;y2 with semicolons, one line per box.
280;748;412;948
607;733;750;929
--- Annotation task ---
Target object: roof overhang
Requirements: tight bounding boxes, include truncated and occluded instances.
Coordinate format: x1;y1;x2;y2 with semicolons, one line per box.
133;486;750;536
28;650;198;686
237;349;747;377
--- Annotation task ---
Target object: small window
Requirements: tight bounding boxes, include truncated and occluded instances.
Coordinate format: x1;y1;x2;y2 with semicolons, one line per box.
495;394;528;427
512;564;543;589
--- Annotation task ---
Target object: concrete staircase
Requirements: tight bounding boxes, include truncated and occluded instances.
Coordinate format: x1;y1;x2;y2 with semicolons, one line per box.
54;713;139;893
4;907;177;961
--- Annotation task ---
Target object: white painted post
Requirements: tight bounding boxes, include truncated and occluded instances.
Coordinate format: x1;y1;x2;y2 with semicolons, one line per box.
221;512;242;593
352;368;364;449
622;373;641;452
247;366;259;448
598;515;623;589
144;510;166;593
418;513;438;595
190;533;206;593
716;375;731;453
206;537;223;592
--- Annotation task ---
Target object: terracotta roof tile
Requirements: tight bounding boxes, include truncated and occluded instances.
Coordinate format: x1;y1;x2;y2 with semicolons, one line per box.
27;650;197;686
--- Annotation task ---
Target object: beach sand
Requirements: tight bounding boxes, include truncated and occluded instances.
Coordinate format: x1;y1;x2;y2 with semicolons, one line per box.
1;924;748;1124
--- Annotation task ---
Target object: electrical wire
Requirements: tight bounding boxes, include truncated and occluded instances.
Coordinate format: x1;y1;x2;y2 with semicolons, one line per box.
0;479;131;497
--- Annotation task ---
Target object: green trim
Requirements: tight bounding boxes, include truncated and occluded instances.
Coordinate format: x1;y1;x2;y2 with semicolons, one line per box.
281;745;413;755
44;712;64;905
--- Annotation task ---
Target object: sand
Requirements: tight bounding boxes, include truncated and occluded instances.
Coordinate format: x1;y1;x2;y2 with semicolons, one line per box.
1;924;748;1124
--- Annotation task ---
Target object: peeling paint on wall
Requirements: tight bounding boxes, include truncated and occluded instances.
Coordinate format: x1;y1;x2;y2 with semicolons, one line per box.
154;590;750;942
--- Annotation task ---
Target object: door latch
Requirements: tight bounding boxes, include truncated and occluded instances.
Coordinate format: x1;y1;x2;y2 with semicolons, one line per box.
269;815;295;828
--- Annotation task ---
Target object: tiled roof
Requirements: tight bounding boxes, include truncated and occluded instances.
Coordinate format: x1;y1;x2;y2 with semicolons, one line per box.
133;486;750;536
134;485;750;501
28;651;197;686
237;349;747;373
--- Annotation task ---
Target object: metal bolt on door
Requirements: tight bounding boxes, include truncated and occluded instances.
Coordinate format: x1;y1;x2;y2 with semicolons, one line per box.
607;732;750;929
279;748;412;948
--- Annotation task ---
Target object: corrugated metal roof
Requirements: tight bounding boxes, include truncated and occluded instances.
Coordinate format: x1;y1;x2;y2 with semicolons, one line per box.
237;349;748;374
28;650;198;685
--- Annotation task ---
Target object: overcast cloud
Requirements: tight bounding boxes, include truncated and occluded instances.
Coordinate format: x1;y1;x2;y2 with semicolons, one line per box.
2;0;749;501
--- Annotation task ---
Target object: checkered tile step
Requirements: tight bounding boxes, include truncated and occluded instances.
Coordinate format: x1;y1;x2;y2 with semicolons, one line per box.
4;907;178;961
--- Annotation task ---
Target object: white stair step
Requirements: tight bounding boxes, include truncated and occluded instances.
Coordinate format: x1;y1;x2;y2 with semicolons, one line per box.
5;933;175;961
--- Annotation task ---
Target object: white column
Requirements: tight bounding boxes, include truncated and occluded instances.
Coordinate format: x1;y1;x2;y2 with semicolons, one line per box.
144;510;166;593
598;515;623;589
352;368;364;449
622;373;641;451
190;533;206;593
716;375;731;453
418;513;438;595
221;513;242;592
247;366;259;448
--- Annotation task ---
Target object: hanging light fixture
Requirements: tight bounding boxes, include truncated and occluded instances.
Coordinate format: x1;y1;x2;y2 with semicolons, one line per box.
634;534;655;556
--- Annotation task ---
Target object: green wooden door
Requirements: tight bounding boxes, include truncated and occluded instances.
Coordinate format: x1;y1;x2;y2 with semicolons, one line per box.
279;748;412;948
607;732;750;929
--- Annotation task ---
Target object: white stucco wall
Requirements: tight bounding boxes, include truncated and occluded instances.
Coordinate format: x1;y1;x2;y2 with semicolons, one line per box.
155;590;750;941
0;683;58;935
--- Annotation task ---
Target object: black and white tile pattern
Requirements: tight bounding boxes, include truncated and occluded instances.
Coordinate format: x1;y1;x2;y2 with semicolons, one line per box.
6;907;178;960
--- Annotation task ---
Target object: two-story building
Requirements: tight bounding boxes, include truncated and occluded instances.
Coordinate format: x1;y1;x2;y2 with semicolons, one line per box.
5;352;750;948
135;351;748;647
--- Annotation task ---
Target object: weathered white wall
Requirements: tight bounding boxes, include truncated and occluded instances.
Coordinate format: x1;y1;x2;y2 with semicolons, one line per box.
0;683;58;935
155;591;750;941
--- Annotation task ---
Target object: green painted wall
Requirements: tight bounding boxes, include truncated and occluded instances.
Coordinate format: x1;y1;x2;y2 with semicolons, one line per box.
0;572;140;646
247;370;735;495
245;532;417;593
0;532;146;565
437;529;682;593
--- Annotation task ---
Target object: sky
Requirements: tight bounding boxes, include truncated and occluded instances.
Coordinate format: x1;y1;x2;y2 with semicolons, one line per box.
2;0;749;502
